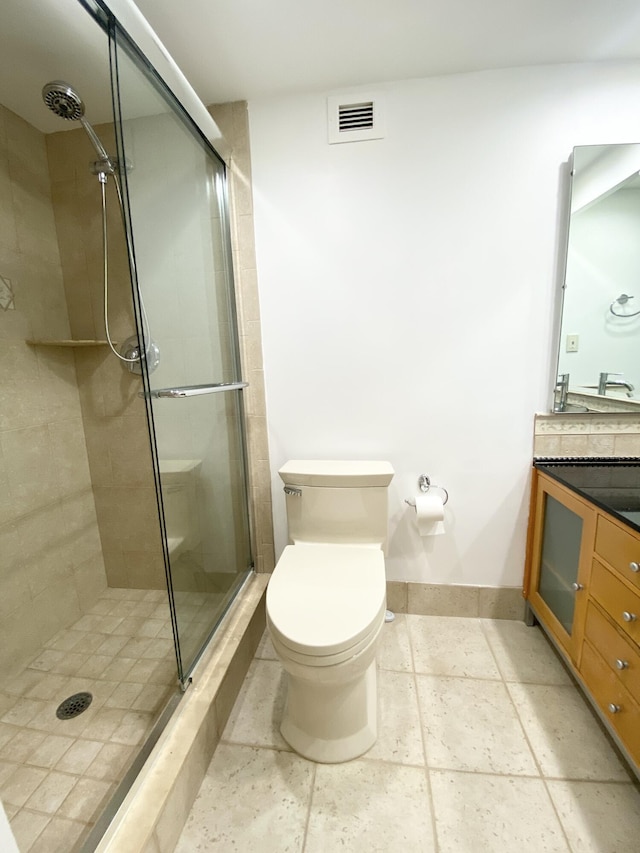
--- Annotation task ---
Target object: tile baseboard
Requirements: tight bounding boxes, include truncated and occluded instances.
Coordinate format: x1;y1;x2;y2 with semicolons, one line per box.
386;581;525;621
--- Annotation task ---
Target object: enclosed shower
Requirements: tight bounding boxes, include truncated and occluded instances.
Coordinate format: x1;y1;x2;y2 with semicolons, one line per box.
0;0;255;849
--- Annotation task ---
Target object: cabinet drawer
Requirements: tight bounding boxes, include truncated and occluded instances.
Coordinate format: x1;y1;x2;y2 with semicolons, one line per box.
595;515;640;592
584;600;640;704
580;639;640;766
590;560;640;647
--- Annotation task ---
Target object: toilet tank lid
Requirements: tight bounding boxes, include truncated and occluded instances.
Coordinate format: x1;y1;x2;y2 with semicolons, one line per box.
279;460;394;487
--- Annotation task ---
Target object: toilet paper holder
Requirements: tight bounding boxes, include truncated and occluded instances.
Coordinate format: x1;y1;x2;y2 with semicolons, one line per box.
404;474;449;507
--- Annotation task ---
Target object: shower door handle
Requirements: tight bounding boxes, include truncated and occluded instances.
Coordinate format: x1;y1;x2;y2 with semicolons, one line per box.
141;381;249;399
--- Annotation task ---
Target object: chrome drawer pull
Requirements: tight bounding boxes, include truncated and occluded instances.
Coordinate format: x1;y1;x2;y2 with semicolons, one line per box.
630;561;640;573
615;659;629;670
622;611;637;623
571;582;584;591
608;703;621;714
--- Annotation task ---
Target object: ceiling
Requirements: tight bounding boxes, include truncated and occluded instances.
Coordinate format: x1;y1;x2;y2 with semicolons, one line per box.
133;0;640;105
2;0;640;136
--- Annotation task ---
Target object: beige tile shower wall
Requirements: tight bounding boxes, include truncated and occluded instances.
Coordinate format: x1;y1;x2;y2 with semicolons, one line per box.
46;125;165;590
208;102;275;573
533;412;640;457
0;104;108;677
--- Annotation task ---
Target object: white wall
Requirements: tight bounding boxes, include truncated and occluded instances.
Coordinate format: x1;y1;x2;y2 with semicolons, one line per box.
248;62;640;587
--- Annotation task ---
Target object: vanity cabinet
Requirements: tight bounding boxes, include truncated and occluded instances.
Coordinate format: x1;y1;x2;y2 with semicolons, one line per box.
525;467;640;773
527;472;595;664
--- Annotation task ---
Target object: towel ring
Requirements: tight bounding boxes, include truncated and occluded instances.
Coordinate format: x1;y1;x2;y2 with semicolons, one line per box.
610;294;640;318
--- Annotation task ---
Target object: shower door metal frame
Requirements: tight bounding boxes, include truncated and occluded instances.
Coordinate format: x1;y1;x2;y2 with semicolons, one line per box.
82;0;255;688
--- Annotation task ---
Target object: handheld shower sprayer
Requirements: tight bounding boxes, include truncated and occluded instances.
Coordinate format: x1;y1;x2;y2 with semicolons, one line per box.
42;81;114;174
41;81;159;373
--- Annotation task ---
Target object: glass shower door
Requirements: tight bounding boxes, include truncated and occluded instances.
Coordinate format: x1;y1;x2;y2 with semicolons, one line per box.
110;29;253;682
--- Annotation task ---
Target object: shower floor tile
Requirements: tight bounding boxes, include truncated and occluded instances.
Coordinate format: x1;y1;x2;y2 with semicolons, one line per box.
0;585;180;852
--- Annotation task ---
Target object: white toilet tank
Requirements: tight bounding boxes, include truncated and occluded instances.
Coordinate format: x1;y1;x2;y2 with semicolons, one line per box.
279;460;394;551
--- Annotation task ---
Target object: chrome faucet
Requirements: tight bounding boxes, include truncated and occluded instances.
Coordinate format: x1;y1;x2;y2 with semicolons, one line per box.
554;373;569;412
598;372;635;397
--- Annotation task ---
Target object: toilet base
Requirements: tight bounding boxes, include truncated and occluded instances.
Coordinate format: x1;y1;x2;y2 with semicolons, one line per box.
280;660;377;763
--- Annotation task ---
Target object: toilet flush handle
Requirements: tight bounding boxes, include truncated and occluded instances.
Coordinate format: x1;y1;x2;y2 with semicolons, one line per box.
284;485;302;497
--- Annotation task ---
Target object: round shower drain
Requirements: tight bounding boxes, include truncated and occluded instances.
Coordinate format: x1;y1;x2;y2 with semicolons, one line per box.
56;692;93;720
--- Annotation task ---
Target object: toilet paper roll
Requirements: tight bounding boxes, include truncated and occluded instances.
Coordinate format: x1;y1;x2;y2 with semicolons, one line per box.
414;493;445;536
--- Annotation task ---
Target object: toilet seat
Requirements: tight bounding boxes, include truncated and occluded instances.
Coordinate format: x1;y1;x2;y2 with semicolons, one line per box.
266;543;386;664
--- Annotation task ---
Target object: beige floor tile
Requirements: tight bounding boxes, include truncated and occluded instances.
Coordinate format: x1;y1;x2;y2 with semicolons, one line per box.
416;675;538;775
72;633;111;656
0;728;46;763
430;769;570;853
94;634;130;657
305;760;435;852
7;809;50;852
111;710;154;746
408;615;501;680
0;694;16;719
102;657;138;682
131;683;170;713
137;619;165;638
481;620;572;685
24;769;77;814
25;674;70;701
1;698;47;727
27;651;66;674
365;670;425;766
84;742;133;782
26;734;75;769
507;683;631;781
254;628;277;660
5;671;43;698
176;744;313;853
222;659;289;750
55;739;103;775
82;708;125;742
46;628;88;651
77;655;113;679
103;681;144;710
377;614;413;672
28;815;87;853
0;724;15;752
546;780;640;853
120;637;154;659
57;776;113;822
0;760;18;786
1;764;49;807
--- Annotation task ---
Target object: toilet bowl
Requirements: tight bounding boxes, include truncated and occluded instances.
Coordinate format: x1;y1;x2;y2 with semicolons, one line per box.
266;460;394;763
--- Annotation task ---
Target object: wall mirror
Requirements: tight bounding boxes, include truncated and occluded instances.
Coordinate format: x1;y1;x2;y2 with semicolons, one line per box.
554;143;640;414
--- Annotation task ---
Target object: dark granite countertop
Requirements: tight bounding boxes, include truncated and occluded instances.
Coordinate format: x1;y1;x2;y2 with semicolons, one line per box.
534;457;640;535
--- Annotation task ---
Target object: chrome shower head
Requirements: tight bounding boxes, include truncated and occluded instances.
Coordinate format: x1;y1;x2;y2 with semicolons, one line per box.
42;80;113;168
42;81;85;121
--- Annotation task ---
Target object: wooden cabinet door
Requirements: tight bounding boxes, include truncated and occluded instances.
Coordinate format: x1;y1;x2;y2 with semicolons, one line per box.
527;471;596;664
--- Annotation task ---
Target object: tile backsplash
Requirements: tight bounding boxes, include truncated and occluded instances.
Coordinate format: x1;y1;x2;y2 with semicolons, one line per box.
533;413;640;458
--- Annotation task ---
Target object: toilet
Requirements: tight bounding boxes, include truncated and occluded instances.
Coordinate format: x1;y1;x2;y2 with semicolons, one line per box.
266;459;394;763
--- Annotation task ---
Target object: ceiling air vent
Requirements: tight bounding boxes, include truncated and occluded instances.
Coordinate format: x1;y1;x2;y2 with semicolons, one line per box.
327;94;385;144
